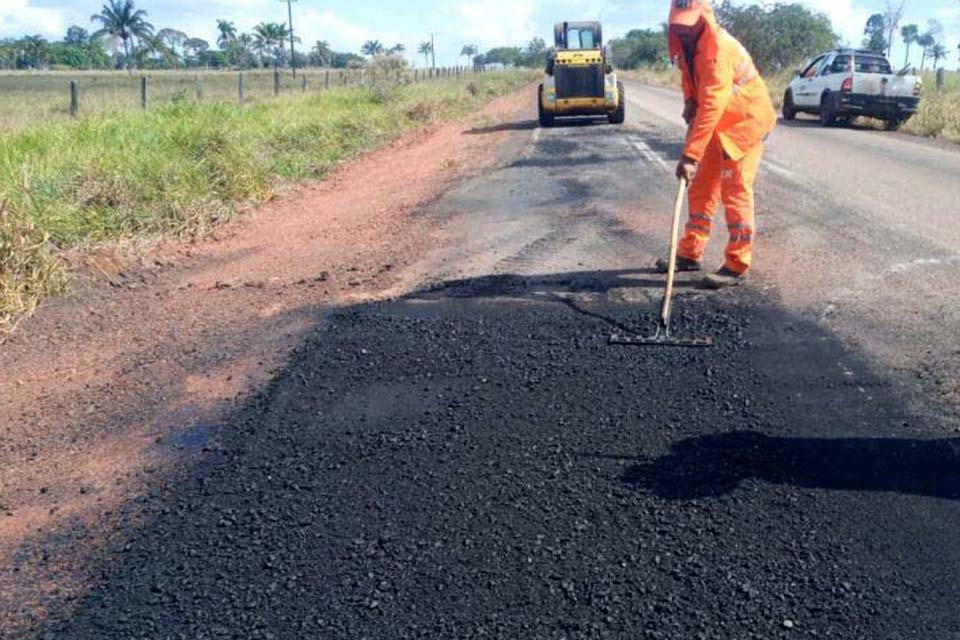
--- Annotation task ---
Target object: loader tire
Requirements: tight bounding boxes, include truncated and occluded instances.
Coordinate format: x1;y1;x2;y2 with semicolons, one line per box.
609;82;626;125
538;85;554;128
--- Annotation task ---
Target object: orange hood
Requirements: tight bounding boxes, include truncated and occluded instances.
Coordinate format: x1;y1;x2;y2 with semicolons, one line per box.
667;0;719;62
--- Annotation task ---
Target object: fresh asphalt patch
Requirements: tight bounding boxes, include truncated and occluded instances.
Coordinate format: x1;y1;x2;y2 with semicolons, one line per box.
36;272;960;639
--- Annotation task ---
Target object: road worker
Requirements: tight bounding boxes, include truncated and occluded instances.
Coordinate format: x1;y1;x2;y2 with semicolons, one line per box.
656;0;777;288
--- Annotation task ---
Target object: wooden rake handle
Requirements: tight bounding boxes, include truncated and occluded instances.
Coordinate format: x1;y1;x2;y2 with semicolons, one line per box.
660;177;689;333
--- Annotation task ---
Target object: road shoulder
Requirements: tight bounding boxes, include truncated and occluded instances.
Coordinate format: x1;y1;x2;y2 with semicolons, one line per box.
0;85;536;636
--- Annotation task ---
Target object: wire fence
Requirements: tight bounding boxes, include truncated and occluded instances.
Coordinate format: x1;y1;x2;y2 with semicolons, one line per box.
0;66;485;131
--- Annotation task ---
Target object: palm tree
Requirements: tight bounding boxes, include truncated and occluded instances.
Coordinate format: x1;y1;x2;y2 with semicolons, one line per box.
931;43;947;71
234;33;254;68
216;20;237;50
313;40;332;67
460;44;478;65
90;0;154;72
361;40;385;57
900;24;918;68
417;40;433;68
135;33;170;68
388;43;405;55
917;32;935;71
253;22;289;68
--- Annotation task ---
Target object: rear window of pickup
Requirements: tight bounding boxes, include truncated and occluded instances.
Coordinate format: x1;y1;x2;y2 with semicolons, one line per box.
830;55;893;75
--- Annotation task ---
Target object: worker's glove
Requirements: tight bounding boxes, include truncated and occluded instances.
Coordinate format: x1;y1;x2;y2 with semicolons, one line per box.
682;99;698;125
676;157;698;182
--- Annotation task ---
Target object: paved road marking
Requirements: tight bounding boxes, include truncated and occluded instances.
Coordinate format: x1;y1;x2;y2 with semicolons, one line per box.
886;256;960;275
626;136;671;172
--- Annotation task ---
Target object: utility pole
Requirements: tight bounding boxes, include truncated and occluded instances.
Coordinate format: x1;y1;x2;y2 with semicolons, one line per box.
430;32;436;70
282;0;298;77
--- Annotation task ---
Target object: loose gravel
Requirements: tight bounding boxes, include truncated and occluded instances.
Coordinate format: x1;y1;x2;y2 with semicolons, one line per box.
34;282;960;639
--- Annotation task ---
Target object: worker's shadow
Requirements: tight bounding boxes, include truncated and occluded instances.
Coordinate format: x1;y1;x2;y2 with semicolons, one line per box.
621;431;960;501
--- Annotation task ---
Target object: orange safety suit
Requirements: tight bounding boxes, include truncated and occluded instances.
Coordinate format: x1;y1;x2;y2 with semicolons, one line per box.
668;1;776;274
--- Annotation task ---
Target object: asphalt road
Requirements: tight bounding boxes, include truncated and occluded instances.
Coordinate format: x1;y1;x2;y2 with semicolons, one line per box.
34;84;960;639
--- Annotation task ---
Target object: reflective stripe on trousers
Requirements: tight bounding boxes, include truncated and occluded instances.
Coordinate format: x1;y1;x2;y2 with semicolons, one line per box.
678;136;765;274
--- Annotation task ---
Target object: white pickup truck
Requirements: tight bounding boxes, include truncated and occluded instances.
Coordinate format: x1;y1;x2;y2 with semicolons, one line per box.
782;49;922;130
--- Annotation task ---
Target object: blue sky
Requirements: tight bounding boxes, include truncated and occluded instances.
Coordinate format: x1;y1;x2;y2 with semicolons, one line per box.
2;0;958;69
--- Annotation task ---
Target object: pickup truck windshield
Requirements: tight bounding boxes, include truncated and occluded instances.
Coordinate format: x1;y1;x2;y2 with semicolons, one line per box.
830;54;892;75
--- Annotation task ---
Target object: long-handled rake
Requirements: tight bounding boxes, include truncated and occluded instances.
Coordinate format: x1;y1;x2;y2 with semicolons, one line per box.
610;177;714;348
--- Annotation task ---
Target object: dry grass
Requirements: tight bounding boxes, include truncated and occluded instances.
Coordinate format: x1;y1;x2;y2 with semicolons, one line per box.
902;71;960;142
0;199;67;333
619;68;682;90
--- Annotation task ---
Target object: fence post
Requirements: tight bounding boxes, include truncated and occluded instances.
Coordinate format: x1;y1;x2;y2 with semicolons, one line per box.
274;69;280;96
194;75;202;100
937;68;945;92
69;80;78;117
140;76;147;109
325;70;330;89
238;72;245;104
302;73;307;92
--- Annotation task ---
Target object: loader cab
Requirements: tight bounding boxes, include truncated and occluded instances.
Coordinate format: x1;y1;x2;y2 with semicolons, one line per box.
554;22;602;51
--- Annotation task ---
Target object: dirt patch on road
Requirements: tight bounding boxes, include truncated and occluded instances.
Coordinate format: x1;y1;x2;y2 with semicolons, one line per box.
0;85;536;636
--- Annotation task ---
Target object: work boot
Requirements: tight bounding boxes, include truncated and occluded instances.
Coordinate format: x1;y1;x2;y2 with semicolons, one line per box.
655;257;702;274
704;267;746;289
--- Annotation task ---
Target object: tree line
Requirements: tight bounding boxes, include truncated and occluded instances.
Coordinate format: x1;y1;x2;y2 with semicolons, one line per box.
1;0;377;71
863;0;954;72
609;1;958;74
2;0;957;75
0;0;539;73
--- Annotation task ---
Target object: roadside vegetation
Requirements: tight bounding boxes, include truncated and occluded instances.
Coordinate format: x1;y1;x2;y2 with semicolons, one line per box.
615;0;959;144
0;70;535;330
902;72;960;141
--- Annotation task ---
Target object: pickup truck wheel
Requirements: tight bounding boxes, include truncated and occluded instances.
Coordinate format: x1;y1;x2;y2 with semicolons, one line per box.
782;90;797;121
819;93;837;127
886;114;902;131
538;85;554;128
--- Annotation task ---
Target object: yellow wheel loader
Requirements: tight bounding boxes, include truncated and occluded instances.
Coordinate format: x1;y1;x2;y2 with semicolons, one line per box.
539;21;625;127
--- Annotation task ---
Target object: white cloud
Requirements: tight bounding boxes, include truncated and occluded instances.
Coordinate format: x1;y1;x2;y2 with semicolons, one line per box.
441;0;537;48
0;0;64;37
304;10;372;50
795;0;871;46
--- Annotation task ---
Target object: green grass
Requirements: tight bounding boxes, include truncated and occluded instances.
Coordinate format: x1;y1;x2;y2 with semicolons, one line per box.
0;70;536;329
0;69;382;132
